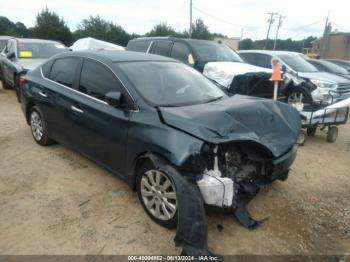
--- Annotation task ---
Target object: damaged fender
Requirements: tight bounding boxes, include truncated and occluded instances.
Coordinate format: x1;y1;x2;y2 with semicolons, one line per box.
140;153;221;259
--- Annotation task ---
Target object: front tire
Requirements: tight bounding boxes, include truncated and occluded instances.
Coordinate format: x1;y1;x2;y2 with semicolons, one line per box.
29;106;54;146
136;161;178;229
327;126;338;143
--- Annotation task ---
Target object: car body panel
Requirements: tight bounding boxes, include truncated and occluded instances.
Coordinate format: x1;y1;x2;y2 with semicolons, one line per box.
159;95;300;158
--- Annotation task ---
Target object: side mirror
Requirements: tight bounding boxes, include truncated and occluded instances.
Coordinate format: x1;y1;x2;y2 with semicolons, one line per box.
7;52;15;60
106;92;122;107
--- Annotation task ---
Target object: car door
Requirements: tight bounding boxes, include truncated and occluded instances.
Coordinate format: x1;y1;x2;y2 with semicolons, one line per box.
43;57;83;147
70;58;131;176
2;40;17;85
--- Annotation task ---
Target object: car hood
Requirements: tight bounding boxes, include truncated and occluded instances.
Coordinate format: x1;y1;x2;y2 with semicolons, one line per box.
203;61;272;88
17;59;47;71
298;71;350;84
159;95;300;158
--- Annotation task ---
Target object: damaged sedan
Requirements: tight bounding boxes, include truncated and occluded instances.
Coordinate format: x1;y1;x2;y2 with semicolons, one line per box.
20;50;300;255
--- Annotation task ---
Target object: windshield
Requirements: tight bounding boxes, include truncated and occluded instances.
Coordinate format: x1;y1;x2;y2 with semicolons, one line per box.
17;42;67;59
190;42;244;63
117;61;226;107
279;54;318;72
319;60;349;74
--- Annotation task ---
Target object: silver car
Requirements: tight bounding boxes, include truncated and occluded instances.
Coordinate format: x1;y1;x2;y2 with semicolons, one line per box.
0;38;68;101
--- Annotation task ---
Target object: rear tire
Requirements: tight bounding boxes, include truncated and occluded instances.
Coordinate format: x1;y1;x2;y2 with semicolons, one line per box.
136;160;178;229
29;106;54;146
307;126;317;136
2;79;12;90
326;126;338;143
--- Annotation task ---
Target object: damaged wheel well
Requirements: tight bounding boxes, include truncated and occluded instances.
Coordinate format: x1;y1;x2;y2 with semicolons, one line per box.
132;152;171;191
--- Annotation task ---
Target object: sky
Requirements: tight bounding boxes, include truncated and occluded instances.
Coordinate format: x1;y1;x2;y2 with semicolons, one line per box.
1;0;350;40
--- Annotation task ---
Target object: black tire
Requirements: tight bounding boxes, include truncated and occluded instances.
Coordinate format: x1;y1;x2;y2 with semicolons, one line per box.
306;126;317;136
297;130;306;146
326;126;338;143
136;160;178;229
2;78;12;90
29;106;54;146
285;87;312;104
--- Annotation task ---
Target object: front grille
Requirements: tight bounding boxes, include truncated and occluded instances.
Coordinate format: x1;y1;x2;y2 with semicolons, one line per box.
337;83;350;94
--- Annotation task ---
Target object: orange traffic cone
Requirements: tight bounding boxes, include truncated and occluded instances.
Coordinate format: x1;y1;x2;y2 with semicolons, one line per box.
270;58;282;81
270;58;282;100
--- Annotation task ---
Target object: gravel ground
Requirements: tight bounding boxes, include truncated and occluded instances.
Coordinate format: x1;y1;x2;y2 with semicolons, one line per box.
0;84;349;255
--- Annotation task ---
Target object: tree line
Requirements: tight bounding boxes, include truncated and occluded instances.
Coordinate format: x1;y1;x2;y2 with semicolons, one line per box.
0;7;316;51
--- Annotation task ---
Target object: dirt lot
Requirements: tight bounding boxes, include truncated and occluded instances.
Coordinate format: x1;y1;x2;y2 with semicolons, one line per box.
0;84;349;256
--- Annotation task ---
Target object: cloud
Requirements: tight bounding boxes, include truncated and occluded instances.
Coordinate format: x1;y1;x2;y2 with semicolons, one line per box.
1;0;349;39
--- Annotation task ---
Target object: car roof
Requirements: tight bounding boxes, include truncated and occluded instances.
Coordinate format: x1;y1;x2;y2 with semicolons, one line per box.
15;38;63;44
0;36;13;40
129;36;218;45
56;50;177;63
238;50;302;56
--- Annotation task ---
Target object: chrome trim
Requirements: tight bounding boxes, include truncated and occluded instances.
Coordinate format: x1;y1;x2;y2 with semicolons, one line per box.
71;105;84;113
40;55;139;112
38;91;47;98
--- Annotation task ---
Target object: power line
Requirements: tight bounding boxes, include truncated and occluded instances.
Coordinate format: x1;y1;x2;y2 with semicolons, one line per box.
192;5;263;30
284;18;326;31
330;20;350;32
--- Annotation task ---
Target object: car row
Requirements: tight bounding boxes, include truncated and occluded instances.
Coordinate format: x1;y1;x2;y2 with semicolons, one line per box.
1;35;349;256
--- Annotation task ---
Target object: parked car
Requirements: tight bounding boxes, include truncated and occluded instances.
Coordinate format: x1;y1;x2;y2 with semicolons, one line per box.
20;50;300;254
239;50;350;104
126;37;271;88
307;59;350;80
326;59;350;73
0;36;12;52
0;38;68;101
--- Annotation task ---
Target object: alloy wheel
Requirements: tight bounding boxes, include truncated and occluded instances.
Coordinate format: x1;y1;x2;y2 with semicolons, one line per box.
30;111;44;141
140;169;177;221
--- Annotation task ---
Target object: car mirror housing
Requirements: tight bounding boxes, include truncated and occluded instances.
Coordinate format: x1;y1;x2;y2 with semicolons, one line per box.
106;91;122;107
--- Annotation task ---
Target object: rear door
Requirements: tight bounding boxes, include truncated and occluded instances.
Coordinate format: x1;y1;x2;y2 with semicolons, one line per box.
70;58;131;175
149;40;172;57
170;41;193;65
43;57;82;146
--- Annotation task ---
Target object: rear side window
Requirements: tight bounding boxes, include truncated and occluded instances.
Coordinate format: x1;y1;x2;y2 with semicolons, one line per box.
79;60;123;101
126;40;151;52
41;60;54;78
170;42;191;64
255;54;272;68
151;41;172;56
49;58;80;88
240;53;256;65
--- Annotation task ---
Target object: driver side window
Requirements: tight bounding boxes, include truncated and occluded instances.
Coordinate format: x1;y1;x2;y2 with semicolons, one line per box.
79;59;124;101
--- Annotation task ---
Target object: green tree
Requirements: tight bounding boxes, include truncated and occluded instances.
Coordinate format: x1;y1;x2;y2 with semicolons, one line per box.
32;7;72;45
239;38;254;50
0;16;16;36
74;15;130;46
190;19;212;40
146;23;178;37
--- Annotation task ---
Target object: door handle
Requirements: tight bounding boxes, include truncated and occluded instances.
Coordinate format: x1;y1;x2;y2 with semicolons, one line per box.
71;105;84;114
38;91;47;98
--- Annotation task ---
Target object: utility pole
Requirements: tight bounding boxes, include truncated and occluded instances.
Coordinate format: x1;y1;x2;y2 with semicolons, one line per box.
264;12;278;50
320;12;330;58
273;15;285;50
189;0;193;38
